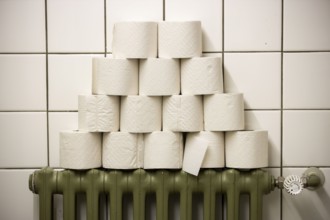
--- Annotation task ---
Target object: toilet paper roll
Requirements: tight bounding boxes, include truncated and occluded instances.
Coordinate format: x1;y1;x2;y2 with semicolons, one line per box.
78;95;119;132
139;58;180;96
102;132;144;169
120;96;162;133
185;131;225;168
181;57;223;95
163;95;203;132
204;93;244;131
225;130;268;168
158;21;202;58
60;130;102;169
144;131;183;169
112;22;157;58
92;58;138;95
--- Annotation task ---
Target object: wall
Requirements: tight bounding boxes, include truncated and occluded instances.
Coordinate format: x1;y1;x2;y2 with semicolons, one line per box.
0;0;330;219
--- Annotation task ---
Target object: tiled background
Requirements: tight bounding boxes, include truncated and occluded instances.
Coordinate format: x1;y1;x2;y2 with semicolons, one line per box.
0;0;329;219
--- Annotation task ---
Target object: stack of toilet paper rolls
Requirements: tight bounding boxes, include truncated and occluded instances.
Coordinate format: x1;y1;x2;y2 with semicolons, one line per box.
59;21;268;175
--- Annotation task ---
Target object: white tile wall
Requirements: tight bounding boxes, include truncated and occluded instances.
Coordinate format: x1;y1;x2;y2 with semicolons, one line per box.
0;170;38;220
0;55;46;111
165;0;222;52
48;55;99;111
0;0;45;52
284;0;330;51
0;113;47;168
283;53;330;109
1;0;330;219
283;110;330;166
224;53;281;109
224;0;281;51
48;0;105;53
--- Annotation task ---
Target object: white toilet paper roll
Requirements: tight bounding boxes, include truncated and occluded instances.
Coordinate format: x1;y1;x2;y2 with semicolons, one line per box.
163;95;203;132
78;95;119;132
112;22;157;58
144;131;183;169
92;58;138;95
60;130;102;169
158;21;202;58
186;131;225;168
120;96;162;133
204;93;244;131
139;58;180;96
181;57;223;95
102;132;144;169
225;130;268;168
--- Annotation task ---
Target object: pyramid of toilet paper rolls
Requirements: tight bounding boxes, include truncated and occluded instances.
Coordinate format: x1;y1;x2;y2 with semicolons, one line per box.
59;21;268;175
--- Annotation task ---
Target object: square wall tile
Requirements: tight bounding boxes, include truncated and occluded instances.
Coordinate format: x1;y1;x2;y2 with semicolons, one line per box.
49;112;78;167
0;113;47;168
224;0;281;51
224;53;281;109
283;168;330;220
284;0;330;51
284;53;330;109
48;55;100;110
0;170;39;220
165;0;222;52
245;111;281;167
0;0;45;52
0;55;46;111
283;111;330;166
106;0;163;52
48;0;104;52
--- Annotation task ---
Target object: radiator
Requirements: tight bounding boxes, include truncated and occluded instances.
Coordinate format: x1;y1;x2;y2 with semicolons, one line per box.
29;167;275;220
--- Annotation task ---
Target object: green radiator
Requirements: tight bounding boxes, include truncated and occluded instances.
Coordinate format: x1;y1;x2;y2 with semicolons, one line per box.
29;167;276;220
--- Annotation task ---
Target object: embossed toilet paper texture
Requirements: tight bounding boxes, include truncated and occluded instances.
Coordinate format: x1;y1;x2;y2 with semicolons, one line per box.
225;130;268;168
204;93;244;131
158;21;202;58
144;131;183;169
112;22;157;58
163;95;203;132
92;58;138;95
186;131;225;168
181;57;223;95
120;96;162;133
139;58;180;95
102;132;144;169
60;130;102;169
78;95;119;132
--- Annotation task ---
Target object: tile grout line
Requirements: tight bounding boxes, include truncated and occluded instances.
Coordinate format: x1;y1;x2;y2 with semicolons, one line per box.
221;0;226;219
1;50;330;55
45;0;50;167
163;0;165;21
280;0;284;219
104;0;107;56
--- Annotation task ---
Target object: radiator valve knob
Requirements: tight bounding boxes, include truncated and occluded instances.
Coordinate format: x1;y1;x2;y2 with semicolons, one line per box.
284;175;304;195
